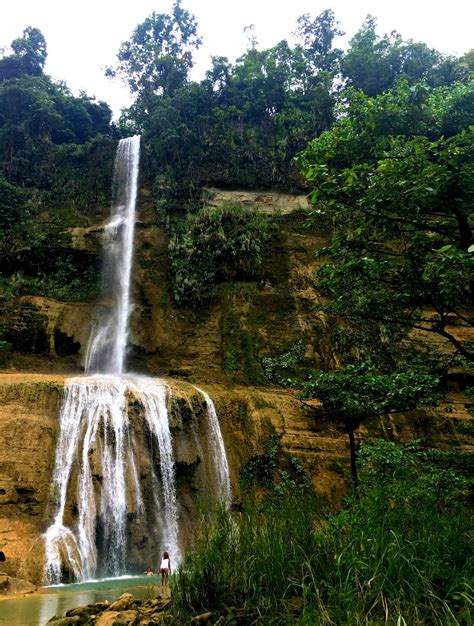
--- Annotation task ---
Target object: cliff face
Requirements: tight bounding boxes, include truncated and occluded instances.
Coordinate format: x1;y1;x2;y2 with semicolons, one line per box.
0;373;346;583
130;208;337;382
0;188;339;380
0;372;471;584
0;375;64;583
2;187;471;378
0;188;472;584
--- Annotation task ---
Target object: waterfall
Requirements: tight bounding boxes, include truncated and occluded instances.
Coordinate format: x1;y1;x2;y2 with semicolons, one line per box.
196;388;232;505
43;136;231;584
84;136;140;375
43;375;181;583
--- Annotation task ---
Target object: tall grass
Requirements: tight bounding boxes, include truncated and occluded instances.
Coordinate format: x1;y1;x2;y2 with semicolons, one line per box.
171;442;473;624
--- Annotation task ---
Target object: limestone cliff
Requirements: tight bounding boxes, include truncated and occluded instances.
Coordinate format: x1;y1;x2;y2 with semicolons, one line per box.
0;372;472;584
0;188;472;584
0;188;339;381
2;186;471;378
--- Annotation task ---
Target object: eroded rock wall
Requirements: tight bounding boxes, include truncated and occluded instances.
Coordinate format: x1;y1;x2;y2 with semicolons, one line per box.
0;375;65;582
1;187;338;383
0;374;472;583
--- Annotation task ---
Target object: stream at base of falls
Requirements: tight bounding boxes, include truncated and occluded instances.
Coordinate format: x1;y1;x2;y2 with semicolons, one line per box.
0;576;162;626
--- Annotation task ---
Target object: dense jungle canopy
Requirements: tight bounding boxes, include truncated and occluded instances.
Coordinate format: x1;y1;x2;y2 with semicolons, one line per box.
1;3;472;363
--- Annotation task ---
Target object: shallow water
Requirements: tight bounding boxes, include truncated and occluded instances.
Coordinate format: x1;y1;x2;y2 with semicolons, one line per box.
0;575;162;626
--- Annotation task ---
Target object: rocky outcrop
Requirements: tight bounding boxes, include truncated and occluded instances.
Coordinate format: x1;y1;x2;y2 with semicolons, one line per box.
202;187;310;214
47;592;170;625
0;573;36;596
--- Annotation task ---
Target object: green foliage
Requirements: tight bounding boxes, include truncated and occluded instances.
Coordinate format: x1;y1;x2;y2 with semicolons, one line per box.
0;331;12;366
302;361;440;429
0;74;114;189
357;440;471;506
0;28;114;311
294;9;344;73
114;8;341;207
0;27;114;209
108;0;202;97
0;27;47;80
0;174;25;232
172;441;473;624
261;338;307;385
341;16;467;96
0;201;100;303
1;260;99;302
456;418;474;436
240;434;311;495
221;308;264;383
169;204;272;306
301;360;440;492
297;79;474;362
1;301;49;354
239;434;280;489
113;7;473;216
330;321;403;369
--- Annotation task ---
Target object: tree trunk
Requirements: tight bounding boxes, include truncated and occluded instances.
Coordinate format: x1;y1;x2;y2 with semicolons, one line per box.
347;427;359;496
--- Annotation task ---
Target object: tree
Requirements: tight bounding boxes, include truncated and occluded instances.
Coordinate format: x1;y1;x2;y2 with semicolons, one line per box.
301;362;440;492
297;80;474;362
0;27;47;80
121;10;341;210
294;9;344;73
341;16;466;96
108;0;202;98
11;27;47;73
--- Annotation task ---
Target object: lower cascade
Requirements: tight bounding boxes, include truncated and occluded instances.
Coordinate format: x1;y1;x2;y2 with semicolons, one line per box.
42;136;231;583
43;375;231;584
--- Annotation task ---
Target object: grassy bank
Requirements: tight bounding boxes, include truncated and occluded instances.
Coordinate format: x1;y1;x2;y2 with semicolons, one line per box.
170;441;473;624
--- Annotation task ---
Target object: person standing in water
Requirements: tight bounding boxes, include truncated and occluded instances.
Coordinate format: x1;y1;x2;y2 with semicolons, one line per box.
159;551;171;585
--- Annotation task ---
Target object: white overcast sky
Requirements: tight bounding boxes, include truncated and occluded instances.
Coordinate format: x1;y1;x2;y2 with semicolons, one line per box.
1;0;473;117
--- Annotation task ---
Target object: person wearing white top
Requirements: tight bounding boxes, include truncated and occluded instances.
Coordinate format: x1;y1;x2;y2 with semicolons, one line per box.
159;551;171;585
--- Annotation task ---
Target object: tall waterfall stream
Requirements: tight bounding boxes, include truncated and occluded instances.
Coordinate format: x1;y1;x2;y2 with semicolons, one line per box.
43;137;231;584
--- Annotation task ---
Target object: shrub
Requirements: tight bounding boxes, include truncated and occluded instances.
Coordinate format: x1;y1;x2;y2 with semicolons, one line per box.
169;204;272;306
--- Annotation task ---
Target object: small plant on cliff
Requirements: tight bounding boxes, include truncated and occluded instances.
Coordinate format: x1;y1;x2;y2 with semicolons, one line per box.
261;338;307;385
0;339;11;366
169;204;272;306
239;434;311;495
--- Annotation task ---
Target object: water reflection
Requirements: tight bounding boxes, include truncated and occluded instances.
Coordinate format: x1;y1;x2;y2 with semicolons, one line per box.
0;576;160;626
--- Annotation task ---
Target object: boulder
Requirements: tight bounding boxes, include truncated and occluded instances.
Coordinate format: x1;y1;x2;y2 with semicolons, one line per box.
47;617;82;625
96;610;139;626
0;573;36;595
107;593;135;612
